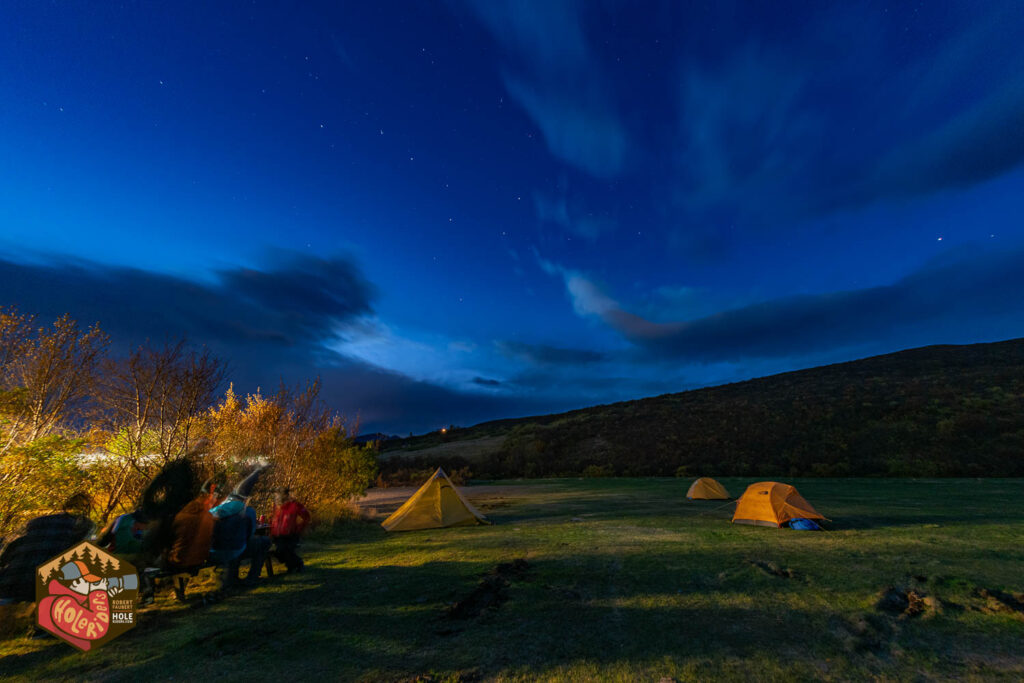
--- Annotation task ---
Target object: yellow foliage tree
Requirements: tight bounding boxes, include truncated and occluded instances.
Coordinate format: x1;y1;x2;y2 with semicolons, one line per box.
205;381;377;522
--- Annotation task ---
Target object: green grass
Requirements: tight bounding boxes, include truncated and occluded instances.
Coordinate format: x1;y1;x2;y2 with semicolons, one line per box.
3;478;1023;681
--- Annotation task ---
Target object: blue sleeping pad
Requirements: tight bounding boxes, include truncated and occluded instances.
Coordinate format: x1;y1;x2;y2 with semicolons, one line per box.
789;518;822;531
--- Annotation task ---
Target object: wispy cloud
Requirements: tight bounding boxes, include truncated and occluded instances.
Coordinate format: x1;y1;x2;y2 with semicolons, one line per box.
333;319;509;394
532;187;615;241
539;245;1024;362
495;340;606;366
503;73;628;178
667;2;1024;251
860;75;1024;204
457;0;629;178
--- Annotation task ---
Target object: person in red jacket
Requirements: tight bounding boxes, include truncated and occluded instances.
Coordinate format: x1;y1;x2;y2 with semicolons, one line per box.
270;487;310;573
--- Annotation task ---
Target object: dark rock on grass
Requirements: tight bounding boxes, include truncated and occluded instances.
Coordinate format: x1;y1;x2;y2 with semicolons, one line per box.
447;559;530;620
748;559;795;579
876;575;942;620
448;575;509;619
493;558;529;579
876;586;932;619
876;587;910;615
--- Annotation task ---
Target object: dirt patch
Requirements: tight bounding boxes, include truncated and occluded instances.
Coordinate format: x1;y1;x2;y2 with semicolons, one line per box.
875;576;942;620
875;587;944;620
876;587;928;619
748;559;796;579
975;588;1024;618
446;559;529;620
922;595;943;616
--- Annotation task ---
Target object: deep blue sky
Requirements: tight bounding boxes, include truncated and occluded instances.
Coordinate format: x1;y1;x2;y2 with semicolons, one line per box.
2;1;1024;433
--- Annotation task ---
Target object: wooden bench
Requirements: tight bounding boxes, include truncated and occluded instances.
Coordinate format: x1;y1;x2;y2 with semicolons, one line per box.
143;553;274;602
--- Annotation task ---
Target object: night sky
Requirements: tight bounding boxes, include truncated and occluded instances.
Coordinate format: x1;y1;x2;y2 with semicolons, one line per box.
2;1;1024;433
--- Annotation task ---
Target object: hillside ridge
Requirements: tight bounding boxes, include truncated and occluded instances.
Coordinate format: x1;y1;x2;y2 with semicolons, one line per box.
383;338;1024;478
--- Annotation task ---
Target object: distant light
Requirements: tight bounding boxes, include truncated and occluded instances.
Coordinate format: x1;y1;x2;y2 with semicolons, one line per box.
440;427;447;434
937;237;943;241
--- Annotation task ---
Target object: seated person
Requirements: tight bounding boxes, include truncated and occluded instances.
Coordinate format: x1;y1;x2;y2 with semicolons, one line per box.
209;467;271;588
0;493;94;605
163;481;219;572
96;508;150;559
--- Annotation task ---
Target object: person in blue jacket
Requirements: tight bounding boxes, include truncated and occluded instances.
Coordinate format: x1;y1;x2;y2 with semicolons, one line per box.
210;466;271;588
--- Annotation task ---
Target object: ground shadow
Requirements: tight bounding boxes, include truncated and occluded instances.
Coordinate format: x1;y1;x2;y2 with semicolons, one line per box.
6;541;1022;681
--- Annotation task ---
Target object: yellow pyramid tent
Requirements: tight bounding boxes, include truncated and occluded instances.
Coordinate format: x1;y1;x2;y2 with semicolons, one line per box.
732;481;825;527
686;477;730;500
381;468;488;531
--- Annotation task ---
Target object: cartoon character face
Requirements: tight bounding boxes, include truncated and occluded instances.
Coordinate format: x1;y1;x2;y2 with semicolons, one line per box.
68;577;91;595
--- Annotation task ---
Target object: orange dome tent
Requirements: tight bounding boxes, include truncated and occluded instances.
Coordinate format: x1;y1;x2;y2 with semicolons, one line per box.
686;477;730;500
732;481;826;528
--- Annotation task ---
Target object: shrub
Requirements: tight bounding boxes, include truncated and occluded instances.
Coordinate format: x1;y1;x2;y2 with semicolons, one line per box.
582;464;614;478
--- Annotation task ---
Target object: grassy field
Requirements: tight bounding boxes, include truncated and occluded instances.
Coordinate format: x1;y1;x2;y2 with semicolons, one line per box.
2;478;1023;681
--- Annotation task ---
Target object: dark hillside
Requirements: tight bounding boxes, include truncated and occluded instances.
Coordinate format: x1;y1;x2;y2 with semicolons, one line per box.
383;339;1024;478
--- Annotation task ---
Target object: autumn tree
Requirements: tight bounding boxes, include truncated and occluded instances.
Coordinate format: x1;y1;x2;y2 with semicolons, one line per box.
98;339;225;462
0;309;108;454
0;434;91;536
0;309;106;534
206;380;377;522
91;339;226;521
0;307;32;382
